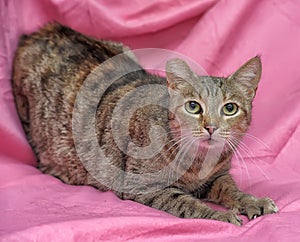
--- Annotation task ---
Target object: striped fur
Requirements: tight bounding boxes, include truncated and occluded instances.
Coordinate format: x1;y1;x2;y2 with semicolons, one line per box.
12;23;278;225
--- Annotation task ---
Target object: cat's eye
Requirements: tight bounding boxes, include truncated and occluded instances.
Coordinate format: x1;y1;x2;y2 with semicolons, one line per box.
222;103;238;116
185;101;202;114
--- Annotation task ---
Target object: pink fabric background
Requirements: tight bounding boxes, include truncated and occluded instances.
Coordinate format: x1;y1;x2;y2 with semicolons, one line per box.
1;0;300;241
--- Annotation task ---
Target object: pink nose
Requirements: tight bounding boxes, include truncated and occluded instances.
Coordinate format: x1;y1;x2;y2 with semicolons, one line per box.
205;125;218;135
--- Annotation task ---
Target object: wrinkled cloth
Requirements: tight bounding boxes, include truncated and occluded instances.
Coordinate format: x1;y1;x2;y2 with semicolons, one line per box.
0;0;300;241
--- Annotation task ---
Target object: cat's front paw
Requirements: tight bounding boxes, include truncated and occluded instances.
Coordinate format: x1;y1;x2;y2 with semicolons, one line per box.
242;197;279;220
210;211;242;226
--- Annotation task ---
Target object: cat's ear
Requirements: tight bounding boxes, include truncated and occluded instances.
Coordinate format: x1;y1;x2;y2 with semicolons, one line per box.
165;58;194;91
228;56;262;99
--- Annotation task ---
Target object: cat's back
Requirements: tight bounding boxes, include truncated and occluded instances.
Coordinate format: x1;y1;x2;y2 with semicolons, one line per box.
13;23;128;93
11;23;147;185
11;23;167;187
12;22;140;138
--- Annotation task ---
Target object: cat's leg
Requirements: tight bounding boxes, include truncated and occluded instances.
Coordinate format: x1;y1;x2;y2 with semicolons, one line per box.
204;174;278;220
133;187;243;225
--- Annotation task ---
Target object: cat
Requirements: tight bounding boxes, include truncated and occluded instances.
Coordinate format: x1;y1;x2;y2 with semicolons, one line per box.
12;23;278;225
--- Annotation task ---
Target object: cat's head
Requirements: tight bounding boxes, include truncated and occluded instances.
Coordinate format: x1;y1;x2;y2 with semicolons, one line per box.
165;56;261;152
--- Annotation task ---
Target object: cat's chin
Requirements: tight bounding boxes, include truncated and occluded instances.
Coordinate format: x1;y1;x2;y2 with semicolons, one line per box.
197;139;224;150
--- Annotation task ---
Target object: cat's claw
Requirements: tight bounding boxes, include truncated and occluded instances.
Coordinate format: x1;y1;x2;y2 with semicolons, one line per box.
243;197;279;220
211;211;242;226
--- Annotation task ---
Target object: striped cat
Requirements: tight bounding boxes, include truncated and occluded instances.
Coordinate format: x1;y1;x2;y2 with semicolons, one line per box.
12;23;278;225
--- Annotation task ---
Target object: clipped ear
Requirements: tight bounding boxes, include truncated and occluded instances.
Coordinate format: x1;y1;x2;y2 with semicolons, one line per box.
165;58;194;91
228;56;262;99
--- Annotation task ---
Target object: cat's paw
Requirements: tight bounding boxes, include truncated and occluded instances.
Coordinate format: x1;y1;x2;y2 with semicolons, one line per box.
242;197;279;220
210;211;242;226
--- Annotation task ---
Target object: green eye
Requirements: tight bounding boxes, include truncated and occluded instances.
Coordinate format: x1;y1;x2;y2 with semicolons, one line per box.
222;103;238;116
185;101;202;114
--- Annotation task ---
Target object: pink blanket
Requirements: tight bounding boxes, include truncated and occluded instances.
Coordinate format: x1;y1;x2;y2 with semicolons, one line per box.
1;0;300;241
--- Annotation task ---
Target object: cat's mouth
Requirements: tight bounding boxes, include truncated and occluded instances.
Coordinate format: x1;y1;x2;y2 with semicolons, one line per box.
182;131;226;150
200;139;217;145
198;138;224;149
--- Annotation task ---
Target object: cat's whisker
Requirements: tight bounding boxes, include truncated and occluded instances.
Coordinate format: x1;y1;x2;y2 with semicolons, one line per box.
227;138;252;188
228;136;270;181
166;136;191;159
146;134;191;184
175;138;195;167
160;135;191;171
231;131;271;152
167;137;195;183
154;128;202;142
153;135;191;165
223;129;271;181
230;140;268;182
225;139;244;186
161;134;190;150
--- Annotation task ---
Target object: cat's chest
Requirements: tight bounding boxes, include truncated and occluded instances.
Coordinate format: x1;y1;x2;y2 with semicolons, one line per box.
175;158;229;194
176;167;211;194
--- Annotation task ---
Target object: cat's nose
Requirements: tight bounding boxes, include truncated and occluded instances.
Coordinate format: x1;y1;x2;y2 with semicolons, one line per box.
204;125;218;135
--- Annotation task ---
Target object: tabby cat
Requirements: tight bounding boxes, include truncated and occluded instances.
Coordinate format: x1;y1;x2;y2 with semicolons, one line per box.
12;23;278;225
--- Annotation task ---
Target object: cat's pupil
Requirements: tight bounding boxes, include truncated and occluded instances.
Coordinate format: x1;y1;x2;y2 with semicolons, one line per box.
226;103;234;112
190;101;197;110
